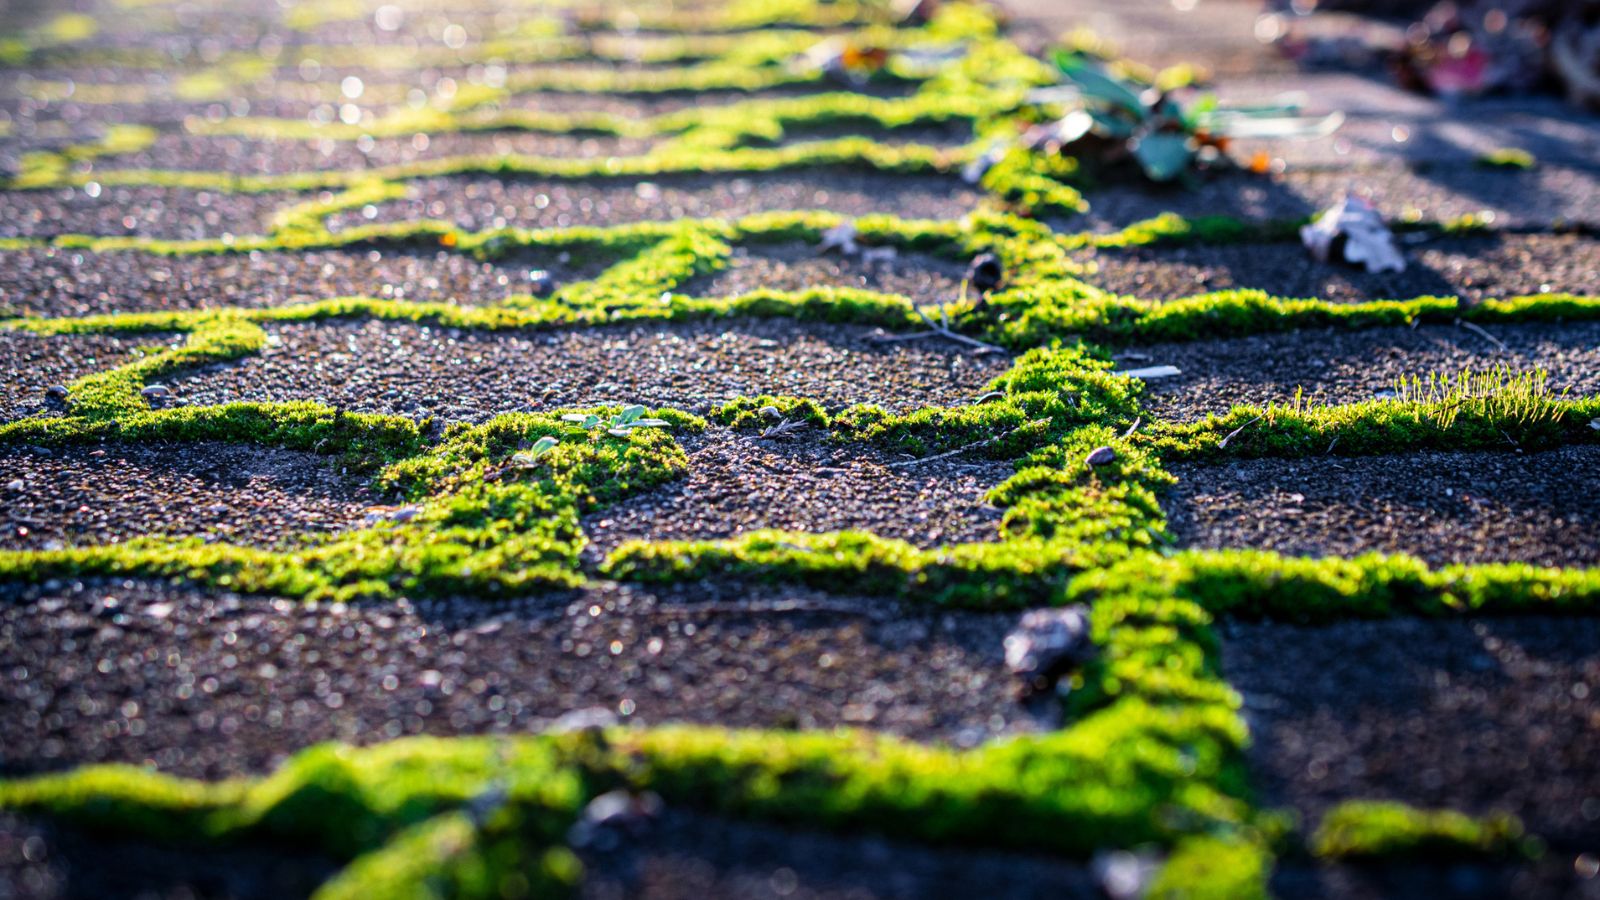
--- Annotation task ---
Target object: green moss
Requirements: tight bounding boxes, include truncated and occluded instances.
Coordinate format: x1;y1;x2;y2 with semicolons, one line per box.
1147;835;1273;900
1476;148;1537;170
2;2;1598;891
1311;801;1526;859
0;585;1256;872
1139;372;1599;462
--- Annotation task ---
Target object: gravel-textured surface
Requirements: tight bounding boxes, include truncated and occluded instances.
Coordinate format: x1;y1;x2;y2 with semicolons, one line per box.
579;809;1098;900
0;442;375;551
0;578;1040;780
1085;233;1600;304
0;186;305;241
1272;856;1600;900
166;317;1012;420
113;131;659;175
679;242;972;307
0;246;619;316
0;812;340;900
1168;446;1600;569
0;804;1103;900
0;330;177;422
1067;164;1600;233
325;172;987;232
1221;616;1600;849
1124;320;1600;423
583;429;1009;558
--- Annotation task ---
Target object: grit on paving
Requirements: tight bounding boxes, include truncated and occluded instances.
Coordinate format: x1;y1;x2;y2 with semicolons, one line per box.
577;809;1099;900
1221;616;1600;849
0;579;1038;781
1165;445;1600;569
0;329;178;422
323;172;989;232
164;317;1013;419
677;242;973;307
581;429;1011;559
0;246;621;316
0;442;376;552
1083;233;1600;304
4;0;1600;893
0;186;307;241
1124;320;1600;423
112;132;662;175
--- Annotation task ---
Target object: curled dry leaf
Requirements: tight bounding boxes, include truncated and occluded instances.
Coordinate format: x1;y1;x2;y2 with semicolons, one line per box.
1301;196;1406;274
818;221;860;256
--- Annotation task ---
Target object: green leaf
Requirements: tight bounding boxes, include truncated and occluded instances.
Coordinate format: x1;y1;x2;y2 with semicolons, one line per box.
1052;50;1145;116
529;435;560;457
616;405;647;425
1132;133;1193;181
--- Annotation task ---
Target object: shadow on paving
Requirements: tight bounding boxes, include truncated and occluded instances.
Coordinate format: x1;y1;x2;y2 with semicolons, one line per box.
578;808;1098;900
1166;445;1600;570
1221;616;1600;848
1224;615;1600;898
163;317;1012;421
0;578;1039;781
1066;164;1600;233
1125;320;1600;424
1271;855;1600;900
1085;232;1600;304
0;812;340;900
0;801;1099;900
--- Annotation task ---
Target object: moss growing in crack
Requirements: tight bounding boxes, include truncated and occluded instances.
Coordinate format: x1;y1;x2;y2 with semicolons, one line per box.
711;395;832;430
0;408;700;601
1139;376;1599;463
1310;801;1527;860
0;585;1255;872
1146;835;1273;900
1073;551;1600;622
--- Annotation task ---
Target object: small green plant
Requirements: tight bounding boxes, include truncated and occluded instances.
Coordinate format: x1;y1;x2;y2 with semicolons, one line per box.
1027;51;1342;182
1393;366;1567;431
508;435;561;467
563;405;671;437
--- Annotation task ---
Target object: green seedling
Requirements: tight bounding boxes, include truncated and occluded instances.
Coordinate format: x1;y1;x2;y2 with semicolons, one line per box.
508;435;561;467
563;405;671;437
1393;366;1567;431
1027;50;1342;182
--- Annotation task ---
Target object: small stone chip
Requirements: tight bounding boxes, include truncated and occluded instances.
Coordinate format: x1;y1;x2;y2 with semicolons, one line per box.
568;789;663;852
1004;605;1094;694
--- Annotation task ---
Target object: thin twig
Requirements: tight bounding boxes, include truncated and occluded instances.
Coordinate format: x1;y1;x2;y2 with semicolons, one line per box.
1216;415;1263;450
1120;417;1142;440
1457;318;1508;351
886;418;1049;468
